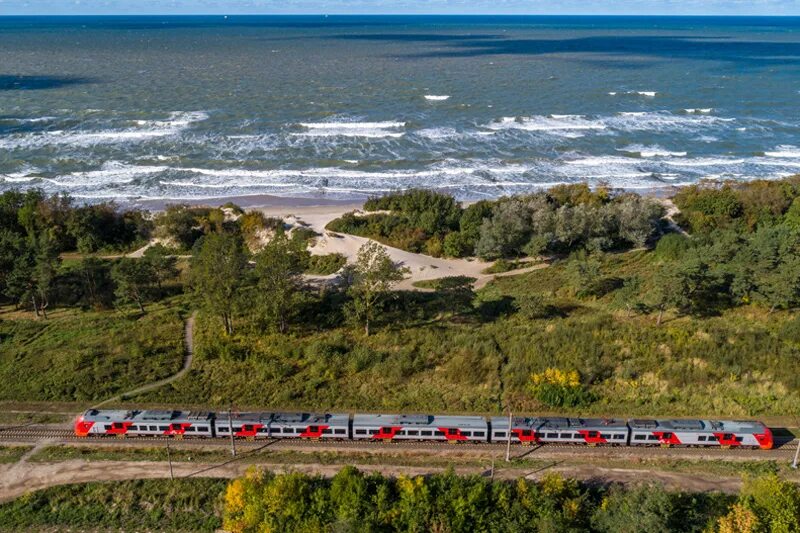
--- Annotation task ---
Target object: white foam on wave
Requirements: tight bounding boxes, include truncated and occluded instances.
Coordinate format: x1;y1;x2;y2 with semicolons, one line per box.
765;145;800;158
295;121;406;138
684;108;713;114
665;157;746;167
424;95;450;101
608;111;730;132
0;111;208;149
618;144;687;157
485;115;606;135
46;161;169;187
608;90;657;97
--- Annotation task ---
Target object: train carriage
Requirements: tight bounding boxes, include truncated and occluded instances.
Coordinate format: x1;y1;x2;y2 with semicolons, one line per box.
352;414;488;442
74;409;214;437
490;417;628;445
490;416;539;444
213;412;349;439
266;412;350;439
537;418;629;445
628;419;773;449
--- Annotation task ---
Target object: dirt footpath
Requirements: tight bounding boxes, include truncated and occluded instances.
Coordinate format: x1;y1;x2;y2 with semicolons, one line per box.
0;459;746;503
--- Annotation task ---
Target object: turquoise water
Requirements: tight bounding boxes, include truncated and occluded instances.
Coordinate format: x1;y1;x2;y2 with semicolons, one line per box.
1;16;800;202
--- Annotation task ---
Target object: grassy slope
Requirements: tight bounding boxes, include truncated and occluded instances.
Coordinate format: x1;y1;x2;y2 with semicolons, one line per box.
0;479;225;532
0;299;186;402
141;251;800;417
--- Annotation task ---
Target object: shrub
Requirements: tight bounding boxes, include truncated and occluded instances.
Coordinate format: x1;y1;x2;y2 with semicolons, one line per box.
305;253;347;275
530;368;594;408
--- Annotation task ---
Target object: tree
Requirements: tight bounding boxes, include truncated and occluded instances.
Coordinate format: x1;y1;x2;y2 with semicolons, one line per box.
566;254;603;298
613;276;642;317
345;241;407;336
435;276;475;317
111;258;154;313
29;232;60;319
514;292;555;319
645;263;691;326
253;230;308;333
475;199;532;259
77;257;113;309
189;233;248;335
143;244;178;294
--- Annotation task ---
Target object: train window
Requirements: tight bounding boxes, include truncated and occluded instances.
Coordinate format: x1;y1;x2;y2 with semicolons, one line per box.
159;426;168;431
574;434;582;439
634;435;646;440
698;435;707;441
735;436;743;442
723;434;733;441
421;430;433;436
258;428;268;433
448;428;458;435
233;427;242;432
149;426;158;431
199;426;208;432
600;434;610;439
614;434;625;440
407;430;419;436
435;431;446;437
474;431;485;437
708;435;718;441
368;429;379;435
647;435;658;441
494;431;506;438
355;429;367;435
559;433;570;438
335;429;346;435
462;431;472;437
219;427;228;432
547;433;558;438
104;425;112;430
184;426;193;432
322;429;332;435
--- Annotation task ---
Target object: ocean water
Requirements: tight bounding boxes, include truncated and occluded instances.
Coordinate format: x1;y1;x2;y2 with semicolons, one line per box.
1;15;800;203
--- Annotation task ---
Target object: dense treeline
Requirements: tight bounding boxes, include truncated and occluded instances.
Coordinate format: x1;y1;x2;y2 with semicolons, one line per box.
326;185;665;259
224;467;800;533
0;190;157;315
674;176;800;233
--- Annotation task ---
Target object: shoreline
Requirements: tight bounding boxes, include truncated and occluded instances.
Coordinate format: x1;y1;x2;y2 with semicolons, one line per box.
126;184;682;212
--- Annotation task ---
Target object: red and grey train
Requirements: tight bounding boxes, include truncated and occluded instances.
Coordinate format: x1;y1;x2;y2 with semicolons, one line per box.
74;409;774;449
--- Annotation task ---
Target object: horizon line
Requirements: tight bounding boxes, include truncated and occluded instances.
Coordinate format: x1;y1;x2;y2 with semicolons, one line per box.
3;13;800;18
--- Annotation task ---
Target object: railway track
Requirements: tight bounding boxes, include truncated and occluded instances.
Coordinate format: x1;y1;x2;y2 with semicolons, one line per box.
0;427;796;460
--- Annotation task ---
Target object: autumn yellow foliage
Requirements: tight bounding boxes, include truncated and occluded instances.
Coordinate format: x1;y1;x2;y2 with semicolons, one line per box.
531;368;581;388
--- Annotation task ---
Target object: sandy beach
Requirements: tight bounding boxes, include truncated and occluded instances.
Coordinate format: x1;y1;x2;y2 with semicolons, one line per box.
256;202;548;290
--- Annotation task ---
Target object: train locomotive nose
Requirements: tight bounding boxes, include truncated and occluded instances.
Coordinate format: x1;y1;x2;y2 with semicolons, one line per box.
754;427;773;450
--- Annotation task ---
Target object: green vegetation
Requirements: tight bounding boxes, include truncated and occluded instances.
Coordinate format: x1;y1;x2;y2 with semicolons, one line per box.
0;446;31;464
327;185;664;259
673;177;800;233
305;253;347;275
0;479;225;532
0;299;185;401
223;467;737;533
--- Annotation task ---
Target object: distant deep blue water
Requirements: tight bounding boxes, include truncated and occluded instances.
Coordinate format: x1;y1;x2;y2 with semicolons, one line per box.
1;15;800;202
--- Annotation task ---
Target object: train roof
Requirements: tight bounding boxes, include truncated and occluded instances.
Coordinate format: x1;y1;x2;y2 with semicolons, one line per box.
80;409;213;423
629;419;767;432
214;412;348;425
537;417;628;430
353;413;488;429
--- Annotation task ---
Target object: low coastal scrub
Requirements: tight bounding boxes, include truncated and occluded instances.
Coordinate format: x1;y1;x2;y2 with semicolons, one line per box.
142;248;800;416
673;176;800;233
305;253;347;275
326;185;665;259
0;478;225;531
0;298;185;401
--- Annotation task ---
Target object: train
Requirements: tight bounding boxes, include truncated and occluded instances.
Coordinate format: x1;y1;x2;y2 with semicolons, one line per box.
74;408;774;449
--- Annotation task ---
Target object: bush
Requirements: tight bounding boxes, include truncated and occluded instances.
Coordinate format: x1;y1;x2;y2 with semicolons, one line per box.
305;253;347;275
530;368;594;408
514;293;556;319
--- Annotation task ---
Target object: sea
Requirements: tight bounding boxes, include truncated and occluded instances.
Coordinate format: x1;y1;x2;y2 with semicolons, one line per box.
1;15;800;203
